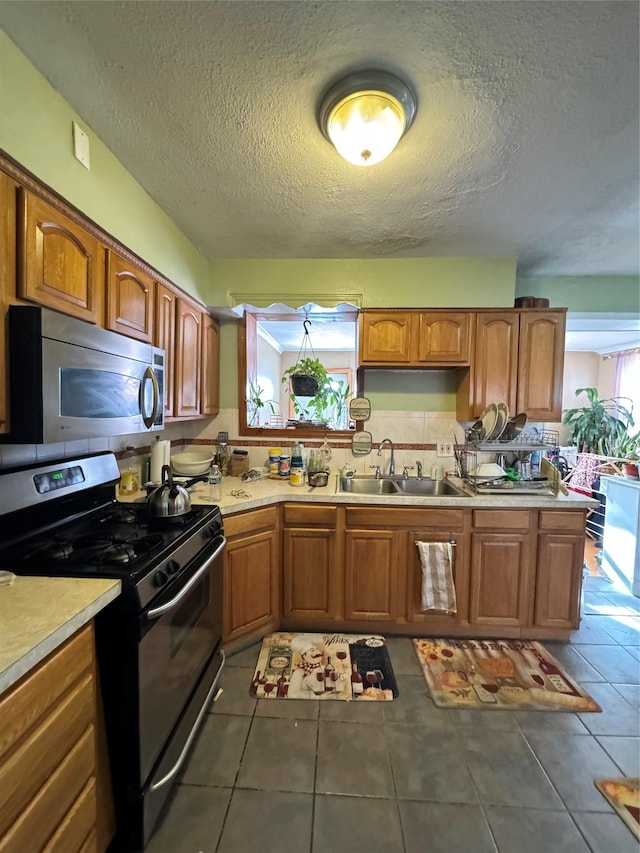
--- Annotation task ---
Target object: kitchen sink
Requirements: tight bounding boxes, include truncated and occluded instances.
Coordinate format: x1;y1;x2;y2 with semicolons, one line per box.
339;477;399;495
393;478;466;496
338;476;467;497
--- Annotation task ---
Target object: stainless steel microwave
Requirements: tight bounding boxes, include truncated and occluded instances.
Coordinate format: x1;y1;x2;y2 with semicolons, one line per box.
2;306;165;444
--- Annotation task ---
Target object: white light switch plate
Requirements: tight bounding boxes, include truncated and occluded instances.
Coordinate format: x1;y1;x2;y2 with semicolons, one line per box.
72;122;90;170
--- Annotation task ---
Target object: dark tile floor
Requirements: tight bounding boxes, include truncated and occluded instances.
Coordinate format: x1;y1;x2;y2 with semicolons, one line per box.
147;572;640;853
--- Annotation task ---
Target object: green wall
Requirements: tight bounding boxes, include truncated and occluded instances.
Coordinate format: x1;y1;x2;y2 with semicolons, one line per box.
0;31;210;301
516;276;640;313
209;257;517;308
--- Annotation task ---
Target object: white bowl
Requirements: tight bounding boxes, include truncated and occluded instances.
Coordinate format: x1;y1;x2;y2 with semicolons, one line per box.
473;462;506;479
170;452;214;475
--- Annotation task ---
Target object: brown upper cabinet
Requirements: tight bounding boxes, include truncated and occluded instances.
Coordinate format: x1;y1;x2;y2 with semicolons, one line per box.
359;309;472;366
154;282;177;418
200;313;220;417
459;309;566;421
18;189;102;324
105;251;155;342
174;297;202;418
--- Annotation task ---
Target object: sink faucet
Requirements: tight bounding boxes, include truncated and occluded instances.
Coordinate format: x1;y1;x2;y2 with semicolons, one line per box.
415;461;423;480
377;438;395;476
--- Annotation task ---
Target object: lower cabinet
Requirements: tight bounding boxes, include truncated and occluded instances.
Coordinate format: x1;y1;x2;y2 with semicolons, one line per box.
344;528;406;621
223;506;280;643
533;510;586;631
282;504;341;624
408;520;469;626
221;502;586;644
469;510;533;629
0;624;100;853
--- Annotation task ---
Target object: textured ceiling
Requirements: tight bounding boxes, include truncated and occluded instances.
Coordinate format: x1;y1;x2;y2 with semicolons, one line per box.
1;1;638;276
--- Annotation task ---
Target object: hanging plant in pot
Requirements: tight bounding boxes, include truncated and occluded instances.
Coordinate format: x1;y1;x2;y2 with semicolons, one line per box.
281;319;333;423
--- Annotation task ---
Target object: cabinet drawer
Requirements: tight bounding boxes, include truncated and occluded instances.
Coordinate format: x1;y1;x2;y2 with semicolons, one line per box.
224;506;278;538
346;506;463;530
0;675;94;838
0;625;93;764
43;777;96;853
473;510;531;530
538;510;585;531
0;726;95;853
283;503;337;526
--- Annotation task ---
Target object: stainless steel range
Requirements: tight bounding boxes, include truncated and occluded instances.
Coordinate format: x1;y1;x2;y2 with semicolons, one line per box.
0;452;226;851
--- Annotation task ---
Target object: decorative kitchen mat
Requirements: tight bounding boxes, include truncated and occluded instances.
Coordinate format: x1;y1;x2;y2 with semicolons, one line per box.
250;632;398;701
414;638;601;712
595;778;640;840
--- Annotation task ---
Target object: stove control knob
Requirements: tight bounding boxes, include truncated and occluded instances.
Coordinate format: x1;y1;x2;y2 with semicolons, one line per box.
154;569;169;588
204;523;220;539
166;559;180;575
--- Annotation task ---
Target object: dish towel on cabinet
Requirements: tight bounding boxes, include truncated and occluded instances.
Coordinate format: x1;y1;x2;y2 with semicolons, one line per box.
416;541;457;613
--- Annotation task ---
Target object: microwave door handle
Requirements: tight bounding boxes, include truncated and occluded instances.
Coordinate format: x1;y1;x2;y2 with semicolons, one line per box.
146;536;226;620
140;365;159;429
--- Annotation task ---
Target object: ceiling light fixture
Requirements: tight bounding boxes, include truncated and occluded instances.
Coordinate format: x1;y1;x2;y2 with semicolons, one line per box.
319;70;417;167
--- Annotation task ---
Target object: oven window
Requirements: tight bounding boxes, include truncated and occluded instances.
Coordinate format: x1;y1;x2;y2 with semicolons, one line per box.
60;368;140;418
170;573;210;657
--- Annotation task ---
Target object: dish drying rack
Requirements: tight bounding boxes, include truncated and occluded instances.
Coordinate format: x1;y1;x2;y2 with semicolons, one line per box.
465;428;559;451
458;445;563;496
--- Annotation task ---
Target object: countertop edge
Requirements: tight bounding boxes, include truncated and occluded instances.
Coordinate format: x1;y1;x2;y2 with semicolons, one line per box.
119;476;599;515
0;578;121;694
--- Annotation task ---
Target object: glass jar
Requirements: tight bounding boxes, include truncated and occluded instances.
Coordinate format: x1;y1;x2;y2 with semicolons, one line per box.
118;446;141;496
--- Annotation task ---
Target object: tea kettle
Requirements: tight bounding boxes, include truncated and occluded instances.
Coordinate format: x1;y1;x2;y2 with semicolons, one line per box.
147;465;207;518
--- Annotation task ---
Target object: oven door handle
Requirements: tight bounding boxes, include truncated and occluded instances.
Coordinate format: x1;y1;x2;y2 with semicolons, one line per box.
146;536;226;620
149;649;225;792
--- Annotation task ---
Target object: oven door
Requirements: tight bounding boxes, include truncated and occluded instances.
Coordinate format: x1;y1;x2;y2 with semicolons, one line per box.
138;534;225;784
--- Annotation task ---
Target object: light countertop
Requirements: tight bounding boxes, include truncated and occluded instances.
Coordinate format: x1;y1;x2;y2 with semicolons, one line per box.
0;576;120;694
125;473;598;515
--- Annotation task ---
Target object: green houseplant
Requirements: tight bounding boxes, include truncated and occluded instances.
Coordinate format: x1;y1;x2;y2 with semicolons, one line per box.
281;357;336;423
562;387;635;456
246;379;277;427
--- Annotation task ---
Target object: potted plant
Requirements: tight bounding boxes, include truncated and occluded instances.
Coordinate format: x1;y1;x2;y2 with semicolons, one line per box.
562;387;634;456
246;379;277;427
617;430;640;479
281;356;330;398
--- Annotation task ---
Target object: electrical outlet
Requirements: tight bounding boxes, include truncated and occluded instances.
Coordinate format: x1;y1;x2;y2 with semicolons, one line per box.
437;439;453;457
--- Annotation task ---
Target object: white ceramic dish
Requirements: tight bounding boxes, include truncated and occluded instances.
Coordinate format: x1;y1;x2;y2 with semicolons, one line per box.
472;462;507;478
170;452;214;475
478;404;498;441
491;402;510;440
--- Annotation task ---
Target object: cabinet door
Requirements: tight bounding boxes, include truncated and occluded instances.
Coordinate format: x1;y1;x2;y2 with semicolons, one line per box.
18;190;101;324
0;171;17;434
344;530;405;620
517;311;566;421
283;528;340;622
359;311;413;364
417;312;471;364
470;532;530;627
407;531;468;624
105;251;155;342
534;533;583;629
223;529;278;642
174;298;202;418
155;283;177;418
472;313;519;416
200;314;220;416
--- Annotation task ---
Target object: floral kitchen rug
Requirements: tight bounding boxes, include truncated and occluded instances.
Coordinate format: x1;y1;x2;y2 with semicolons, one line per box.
595;778;640;840
250;632;398;701
414;638;601;712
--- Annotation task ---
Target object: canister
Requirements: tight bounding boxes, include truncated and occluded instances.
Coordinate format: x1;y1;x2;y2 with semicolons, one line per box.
269;448;282;475
290;466;305;486
279;454;291;477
